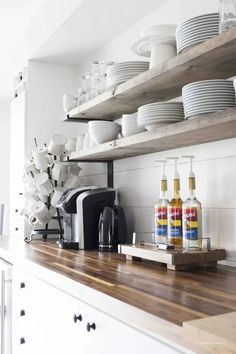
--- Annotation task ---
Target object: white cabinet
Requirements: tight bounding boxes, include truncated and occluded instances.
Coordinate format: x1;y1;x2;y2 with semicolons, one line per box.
12;267;181;354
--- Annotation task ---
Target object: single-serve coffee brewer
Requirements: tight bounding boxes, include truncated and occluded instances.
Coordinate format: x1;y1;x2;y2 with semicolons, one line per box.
57;187;115;249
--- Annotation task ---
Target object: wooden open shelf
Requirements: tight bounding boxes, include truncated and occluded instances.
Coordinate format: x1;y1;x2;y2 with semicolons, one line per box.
69;107;236;161
64;26;236;122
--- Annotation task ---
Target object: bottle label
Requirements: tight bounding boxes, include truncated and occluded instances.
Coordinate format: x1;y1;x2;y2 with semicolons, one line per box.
154;207;167;237
168;207;182;238
183;207;198;240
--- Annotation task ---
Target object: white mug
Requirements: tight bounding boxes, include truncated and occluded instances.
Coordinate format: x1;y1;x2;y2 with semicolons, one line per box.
23;162;39;186
65;138;76;153
51;188;65;208
51;162;68;182
64;174;84;189
48;135;67;156
30;201;52;225
32;147;52;171
67;163;82;176
34;172;54;196
76;134;85;151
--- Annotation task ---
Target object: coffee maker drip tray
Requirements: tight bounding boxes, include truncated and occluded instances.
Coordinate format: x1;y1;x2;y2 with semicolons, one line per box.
57;239;79;250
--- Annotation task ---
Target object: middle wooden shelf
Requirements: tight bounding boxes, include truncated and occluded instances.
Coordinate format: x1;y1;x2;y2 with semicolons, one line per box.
69;107;236;161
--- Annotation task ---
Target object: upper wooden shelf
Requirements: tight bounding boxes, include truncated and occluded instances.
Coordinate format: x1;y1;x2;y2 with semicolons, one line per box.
69;107;236;161
64;27;236;122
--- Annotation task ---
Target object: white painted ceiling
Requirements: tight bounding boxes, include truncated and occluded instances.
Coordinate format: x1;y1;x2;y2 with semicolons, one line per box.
29;0;165;65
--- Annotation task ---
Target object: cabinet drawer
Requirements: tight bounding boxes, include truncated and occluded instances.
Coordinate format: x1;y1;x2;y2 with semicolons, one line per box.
10;219;25;237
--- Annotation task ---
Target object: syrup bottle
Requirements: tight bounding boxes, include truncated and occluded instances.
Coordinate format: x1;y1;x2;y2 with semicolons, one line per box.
182;156;202;250
167;157;183;247
154;160;169;244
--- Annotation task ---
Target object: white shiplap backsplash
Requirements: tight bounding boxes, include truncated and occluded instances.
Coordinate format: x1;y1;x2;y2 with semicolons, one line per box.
80;138;236;266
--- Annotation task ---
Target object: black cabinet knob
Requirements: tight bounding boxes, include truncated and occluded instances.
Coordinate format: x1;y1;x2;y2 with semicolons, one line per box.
20;309;25;317
19;192;23;196
15;227;18;231
73;314;82;323
20;337;25;345
15;209;18;213
87;322;96;332
20;282;25;289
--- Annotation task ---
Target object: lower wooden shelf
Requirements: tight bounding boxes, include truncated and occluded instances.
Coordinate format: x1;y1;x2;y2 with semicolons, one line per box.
119;244;226;271
69;107;236;161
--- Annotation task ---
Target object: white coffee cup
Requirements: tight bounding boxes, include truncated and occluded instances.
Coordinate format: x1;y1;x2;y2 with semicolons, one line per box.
23;162;39;186
121;113;145;137
65;138;76;153
64;174;84;189
51;162;68;182
32;147;52;171
48;135;67;156
30;201;52;225
34;172;54;196
67;163;82;176
51;188;65;208
76;134;85;151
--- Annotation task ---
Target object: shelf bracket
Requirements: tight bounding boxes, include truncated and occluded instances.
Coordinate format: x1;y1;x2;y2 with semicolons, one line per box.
107;161;114;188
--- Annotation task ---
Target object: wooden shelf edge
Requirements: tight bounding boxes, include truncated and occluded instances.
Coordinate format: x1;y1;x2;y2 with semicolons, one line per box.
64;27;236;121
69;107;236;161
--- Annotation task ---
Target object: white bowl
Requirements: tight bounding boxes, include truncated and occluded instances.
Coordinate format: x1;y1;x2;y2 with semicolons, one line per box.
122;113;145;137
89;121;121;144
63;94;77;112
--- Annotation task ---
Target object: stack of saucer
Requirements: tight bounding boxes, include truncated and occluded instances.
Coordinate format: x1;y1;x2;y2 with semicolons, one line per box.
137;102;185;131
176;13;219;54
106;61;149;89
182;79;235;118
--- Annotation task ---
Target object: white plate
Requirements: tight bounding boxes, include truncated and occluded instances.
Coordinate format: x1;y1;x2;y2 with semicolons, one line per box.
177;31;218;44
183;80;233;89
177;34;218;48
139;102;183;109
176;13;219;31
176;21;219;36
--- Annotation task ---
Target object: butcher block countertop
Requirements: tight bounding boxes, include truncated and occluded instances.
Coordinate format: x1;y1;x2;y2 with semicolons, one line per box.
1;236;236;353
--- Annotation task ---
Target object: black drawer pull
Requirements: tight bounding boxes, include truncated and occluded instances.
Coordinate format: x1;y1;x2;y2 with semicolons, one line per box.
73;314;82;323
20;309;25;317
20;282;25;289
15;227;18;231
87;322;96;332
15;209;19;213
20;337;25;345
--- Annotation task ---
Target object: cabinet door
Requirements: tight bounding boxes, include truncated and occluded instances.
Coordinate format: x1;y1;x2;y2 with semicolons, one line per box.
12;268;182;354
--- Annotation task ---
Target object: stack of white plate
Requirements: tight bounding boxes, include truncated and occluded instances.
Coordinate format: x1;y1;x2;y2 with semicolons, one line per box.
182;79;235;118
106;61;149;89
137;102;185;131
176;13;219;54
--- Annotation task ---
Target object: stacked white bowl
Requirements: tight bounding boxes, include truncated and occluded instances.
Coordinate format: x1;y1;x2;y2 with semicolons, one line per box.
137;102;185;131
106;61;149;89
176;13;219;54
182;79;235;119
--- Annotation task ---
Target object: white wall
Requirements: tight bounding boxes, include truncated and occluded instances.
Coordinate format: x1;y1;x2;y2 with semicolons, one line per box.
77;0;236;265
0;98;10;234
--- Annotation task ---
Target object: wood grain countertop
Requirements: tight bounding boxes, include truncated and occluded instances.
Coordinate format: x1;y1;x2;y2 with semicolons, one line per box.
0;236;236;353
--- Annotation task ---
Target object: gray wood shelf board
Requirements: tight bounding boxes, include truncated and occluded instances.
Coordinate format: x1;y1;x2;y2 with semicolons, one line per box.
64;27;236;121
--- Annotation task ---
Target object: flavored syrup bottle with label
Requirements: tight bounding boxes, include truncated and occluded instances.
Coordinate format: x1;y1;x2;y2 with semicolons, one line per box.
182;156;202;250
154;160;169;244
167;157;183;247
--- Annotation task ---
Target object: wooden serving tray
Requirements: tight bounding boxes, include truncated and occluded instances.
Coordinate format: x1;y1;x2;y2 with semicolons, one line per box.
118;244;226;271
